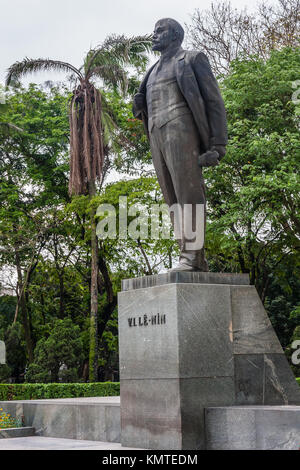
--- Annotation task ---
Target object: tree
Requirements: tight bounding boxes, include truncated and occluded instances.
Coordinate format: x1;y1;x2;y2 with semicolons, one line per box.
202;47;300;353
186;0;300;75
0;85;70;363
25;318;83;383
2;323;26;383
6;34;152;381
0;93;23;134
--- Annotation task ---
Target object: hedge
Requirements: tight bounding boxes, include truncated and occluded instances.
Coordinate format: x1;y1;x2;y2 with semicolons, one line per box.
0;379;299;401
0;382;120;401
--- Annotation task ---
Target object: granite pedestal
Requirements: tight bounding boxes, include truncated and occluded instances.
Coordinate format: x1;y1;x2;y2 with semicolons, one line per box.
118;273;300;450
205;406;300;450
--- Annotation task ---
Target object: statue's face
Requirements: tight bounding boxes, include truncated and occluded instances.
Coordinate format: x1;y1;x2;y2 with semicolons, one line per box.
152;21;175;52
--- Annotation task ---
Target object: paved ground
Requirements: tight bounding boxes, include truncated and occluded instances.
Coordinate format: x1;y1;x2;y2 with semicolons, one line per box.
0;436;141;450
0;397;139;450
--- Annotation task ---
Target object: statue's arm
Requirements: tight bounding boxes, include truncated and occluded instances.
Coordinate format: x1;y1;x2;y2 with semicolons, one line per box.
132;62;158;122
191;52;228;152
132;92;147;121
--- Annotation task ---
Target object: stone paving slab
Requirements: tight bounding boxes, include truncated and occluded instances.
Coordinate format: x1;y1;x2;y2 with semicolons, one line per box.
0;436;142;450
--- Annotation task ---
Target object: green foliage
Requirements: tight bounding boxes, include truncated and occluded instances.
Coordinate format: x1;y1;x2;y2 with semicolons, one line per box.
25;318;84;383
207;48;300;264
0;296;16;331
204;48;300;335
3;324;26;382
94;176;179;275
102;91;151;173
0;47;299;383
0;365;12;384
0;312;26;383
0;382;119;400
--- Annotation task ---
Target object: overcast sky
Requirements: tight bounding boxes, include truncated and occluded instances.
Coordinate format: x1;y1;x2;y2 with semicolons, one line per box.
0;0;262;85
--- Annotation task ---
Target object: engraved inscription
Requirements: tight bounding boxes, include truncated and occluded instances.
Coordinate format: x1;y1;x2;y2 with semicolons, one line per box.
127;313;166;327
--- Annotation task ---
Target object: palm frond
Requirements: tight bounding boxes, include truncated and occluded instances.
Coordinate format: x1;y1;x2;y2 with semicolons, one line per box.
99;92;138;153
102;34;153;63
69;84;104;195
101;109;117;147
6;58;82;86
89;64;128;95
85;34;153;75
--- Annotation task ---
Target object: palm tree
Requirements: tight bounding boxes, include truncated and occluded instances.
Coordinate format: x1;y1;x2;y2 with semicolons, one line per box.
6;34;152;381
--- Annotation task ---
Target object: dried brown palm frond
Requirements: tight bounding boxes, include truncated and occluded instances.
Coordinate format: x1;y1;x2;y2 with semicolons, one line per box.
5;34;153;197
69;82;104;195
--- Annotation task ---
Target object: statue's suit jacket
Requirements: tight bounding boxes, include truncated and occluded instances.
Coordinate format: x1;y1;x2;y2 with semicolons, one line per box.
132;49;228;152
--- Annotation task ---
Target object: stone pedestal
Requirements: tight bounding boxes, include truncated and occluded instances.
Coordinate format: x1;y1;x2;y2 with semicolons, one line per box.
118;273;300;450
205;406;300;450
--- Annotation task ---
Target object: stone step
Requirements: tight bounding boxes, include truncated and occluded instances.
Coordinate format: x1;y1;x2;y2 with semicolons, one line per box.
205;405;300;450
0;397;120;443
0;436;142;450
0;427;35;439
2;398;299;449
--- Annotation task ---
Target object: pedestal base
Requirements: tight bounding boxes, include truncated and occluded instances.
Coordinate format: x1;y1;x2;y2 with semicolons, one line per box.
118;273;300;450
205;406;300;450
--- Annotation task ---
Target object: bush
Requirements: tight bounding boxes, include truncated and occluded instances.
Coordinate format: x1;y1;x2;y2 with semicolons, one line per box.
25;318;84;383
0;382;120;401
0;323;26;383
0;364;12;383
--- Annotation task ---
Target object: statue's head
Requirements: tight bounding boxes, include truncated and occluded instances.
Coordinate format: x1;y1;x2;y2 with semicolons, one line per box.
152;18;184;52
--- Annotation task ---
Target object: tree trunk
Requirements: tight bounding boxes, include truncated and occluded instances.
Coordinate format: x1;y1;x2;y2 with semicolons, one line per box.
53;233;65;318
88;180;99;382
59;274;64;318
15;248;34;363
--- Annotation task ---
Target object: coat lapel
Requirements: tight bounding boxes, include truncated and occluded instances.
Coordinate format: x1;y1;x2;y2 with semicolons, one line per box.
138;61;159;93
139;48;186;92
175;49;186;61
175;49;186;93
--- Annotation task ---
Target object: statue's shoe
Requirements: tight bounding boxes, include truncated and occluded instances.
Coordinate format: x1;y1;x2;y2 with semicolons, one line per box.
168;263;202;272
